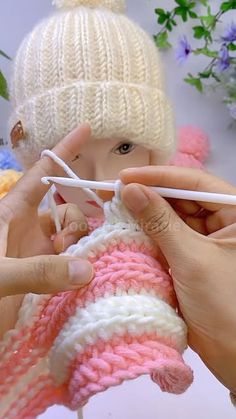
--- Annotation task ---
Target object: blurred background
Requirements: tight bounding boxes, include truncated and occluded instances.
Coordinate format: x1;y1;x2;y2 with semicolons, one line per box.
0;1;236;418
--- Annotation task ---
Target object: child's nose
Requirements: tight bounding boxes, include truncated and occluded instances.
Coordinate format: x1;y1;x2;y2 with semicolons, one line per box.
93;165;105;182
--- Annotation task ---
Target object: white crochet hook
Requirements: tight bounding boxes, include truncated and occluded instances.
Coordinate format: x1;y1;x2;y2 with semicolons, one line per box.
41;176;236;206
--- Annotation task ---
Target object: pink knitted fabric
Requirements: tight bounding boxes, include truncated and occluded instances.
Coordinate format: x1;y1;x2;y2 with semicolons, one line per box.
170;125;209;168
0;126;209;418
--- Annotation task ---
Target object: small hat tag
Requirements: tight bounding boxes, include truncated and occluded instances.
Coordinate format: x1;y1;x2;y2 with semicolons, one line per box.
10;121;26;148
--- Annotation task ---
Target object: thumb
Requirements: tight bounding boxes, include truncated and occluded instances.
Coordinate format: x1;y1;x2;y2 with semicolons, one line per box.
0;255;93;297
121;183;196;263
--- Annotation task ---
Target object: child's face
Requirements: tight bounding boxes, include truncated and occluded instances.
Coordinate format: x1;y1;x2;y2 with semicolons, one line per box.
55;138;151;217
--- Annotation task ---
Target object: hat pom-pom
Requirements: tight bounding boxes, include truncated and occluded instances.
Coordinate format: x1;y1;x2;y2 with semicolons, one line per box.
52;0;126;13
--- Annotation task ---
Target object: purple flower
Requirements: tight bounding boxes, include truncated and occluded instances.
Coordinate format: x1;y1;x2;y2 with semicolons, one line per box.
217;46;230;72
176;36;192;63
222;22;236;44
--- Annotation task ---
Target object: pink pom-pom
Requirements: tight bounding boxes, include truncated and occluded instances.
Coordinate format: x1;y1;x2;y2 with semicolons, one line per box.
169;125;210;168
176;126;210;162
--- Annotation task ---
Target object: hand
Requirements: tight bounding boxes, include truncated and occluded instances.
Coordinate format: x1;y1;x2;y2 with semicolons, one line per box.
39;203;88;255
0;124;93;339
120;166;236;394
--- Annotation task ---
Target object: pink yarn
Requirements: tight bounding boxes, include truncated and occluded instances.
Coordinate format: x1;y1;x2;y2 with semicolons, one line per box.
0;126;209;418
171;125;210;168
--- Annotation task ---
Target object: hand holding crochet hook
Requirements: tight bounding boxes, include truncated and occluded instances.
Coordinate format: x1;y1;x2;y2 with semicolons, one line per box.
118;165;236;403
42;139;236;403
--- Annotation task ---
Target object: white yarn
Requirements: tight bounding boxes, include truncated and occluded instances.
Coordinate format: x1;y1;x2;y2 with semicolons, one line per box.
49;293;188;384
41;149;104;208
52;0;126;13
63;179;156;259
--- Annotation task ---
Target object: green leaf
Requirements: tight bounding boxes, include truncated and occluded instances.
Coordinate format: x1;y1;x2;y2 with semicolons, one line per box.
153;31;171;49
166;21;173;31
188;2;196;10
199;70;212;78
175;0;187;6
175;0;196;10
182;9;188;21
175;6;185;16
158;14;168;24
0;50;11;60
193;25;207;39
189;10;198;18
155;8;166;16
174;5;193;21
220;1;236;12
0;71;9;100
184;75;203;92
199;0;208;5
200;15;216;27
194;48;218;57
193;25;211;41
228;43;236;51
211;72;221;82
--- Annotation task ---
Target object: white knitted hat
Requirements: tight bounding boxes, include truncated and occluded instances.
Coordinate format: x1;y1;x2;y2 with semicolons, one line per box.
9;0;176;168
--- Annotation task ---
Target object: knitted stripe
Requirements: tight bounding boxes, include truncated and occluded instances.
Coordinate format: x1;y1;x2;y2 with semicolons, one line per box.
0;335;44;399
64;225;160;259
3;375;60;419
66;336;193;408
0;295;50;401
31;248;175;348
0;290;183;413
0;359;49;418
49;293;187;384
0;248;174;402
0;248;173;389
0;294;49;368
2;334;193;418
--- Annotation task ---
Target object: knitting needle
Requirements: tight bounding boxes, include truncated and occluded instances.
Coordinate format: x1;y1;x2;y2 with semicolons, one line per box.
41;176;236;206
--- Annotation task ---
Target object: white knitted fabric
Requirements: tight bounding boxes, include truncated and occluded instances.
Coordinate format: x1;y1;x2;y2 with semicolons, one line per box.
9;0;176;168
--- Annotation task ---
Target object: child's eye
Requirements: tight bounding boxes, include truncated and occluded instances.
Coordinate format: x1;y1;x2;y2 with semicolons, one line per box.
114;142;135;155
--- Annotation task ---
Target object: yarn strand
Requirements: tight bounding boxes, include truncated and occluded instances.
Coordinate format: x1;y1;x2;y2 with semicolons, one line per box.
41;149;104;207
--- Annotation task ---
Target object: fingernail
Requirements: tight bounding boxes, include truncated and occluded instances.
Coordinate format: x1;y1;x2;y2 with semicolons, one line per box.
123;185;150;213
68;259;93;286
